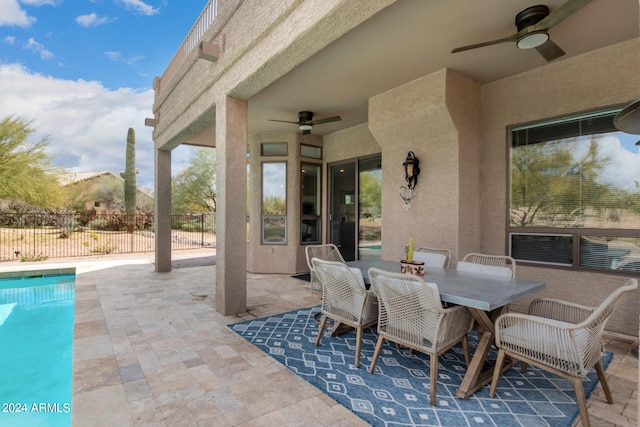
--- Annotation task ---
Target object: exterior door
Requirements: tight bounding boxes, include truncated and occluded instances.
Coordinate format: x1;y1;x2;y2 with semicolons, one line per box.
330;162;357;261
329;155;382;261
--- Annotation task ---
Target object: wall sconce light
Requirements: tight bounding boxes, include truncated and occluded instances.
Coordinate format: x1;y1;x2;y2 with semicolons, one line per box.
400;151;420;210
403;151;420;189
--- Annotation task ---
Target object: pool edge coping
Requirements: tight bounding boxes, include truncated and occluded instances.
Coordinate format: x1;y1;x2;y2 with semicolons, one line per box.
0;267;76;279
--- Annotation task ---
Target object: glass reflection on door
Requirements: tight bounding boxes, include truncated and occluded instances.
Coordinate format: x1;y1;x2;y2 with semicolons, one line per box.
358;157;382;260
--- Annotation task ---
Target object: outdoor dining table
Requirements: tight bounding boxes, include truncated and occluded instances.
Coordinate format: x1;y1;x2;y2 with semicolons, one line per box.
347;259;546;399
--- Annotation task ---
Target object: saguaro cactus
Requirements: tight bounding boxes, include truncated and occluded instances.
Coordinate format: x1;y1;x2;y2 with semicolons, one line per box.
124;127;137;233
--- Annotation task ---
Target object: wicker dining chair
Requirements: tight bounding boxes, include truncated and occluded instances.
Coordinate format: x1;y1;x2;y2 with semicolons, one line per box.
413;247;451;268
490;278;638;427
305;244;346;294
311;258;378;368
457;253;516;278
368;268;474;405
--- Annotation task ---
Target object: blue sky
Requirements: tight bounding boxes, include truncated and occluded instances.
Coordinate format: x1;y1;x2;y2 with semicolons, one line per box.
0;0;208;188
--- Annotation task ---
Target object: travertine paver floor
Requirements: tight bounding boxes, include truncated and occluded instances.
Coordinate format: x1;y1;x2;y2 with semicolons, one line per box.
10;253;636;426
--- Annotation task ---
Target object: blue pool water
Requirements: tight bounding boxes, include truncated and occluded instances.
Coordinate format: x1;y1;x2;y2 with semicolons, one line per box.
0;271;75;427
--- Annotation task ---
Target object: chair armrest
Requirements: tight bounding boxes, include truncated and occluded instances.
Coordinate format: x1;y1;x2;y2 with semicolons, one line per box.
528;298;596;324
495;312;601;376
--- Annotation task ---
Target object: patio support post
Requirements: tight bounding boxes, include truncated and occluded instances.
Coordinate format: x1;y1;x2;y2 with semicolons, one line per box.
154;148;172;272
215;95;247;315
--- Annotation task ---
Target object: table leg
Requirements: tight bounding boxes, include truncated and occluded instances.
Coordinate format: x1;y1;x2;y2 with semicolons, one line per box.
456;306;513;399
457;330;493;398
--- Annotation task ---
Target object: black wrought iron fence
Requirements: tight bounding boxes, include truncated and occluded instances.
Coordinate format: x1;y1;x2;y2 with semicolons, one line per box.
0;213;215;262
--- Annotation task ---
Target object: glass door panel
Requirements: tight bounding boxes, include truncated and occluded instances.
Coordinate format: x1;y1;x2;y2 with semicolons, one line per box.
329;155;382;261
330;162;356;261
358;157;382;260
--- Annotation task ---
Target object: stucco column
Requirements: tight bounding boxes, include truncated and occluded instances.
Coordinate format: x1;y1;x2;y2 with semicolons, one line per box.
154;148;172;272
215;96;247;315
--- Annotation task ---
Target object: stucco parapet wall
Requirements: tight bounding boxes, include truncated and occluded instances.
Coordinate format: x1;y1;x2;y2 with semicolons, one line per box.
152;0;397;151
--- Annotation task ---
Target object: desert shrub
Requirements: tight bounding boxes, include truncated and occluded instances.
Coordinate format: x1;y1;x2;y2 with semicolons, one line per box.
82;231;118;254
87;218;108;230
19;253;48;262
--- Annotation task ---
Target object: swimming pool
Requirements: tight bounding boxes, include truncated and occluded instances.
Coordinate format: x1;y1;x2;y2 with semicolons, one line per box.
0;268;75;427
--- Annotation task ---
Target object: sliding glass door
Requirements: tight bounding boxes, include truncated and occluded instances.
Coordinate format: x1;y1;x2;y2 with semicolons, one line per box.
329;155;381;261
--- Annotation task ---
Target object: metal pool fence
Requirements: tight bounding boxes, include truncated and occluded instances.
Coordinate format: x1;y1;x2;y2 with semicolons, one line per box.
0;213;216;262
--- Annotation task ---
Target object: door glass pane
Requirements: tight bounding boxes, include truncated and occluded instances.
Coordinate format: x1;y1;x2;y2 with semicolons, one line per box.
330;162;356;261
301;163;321;243
301;144;322;159
359;157;382;260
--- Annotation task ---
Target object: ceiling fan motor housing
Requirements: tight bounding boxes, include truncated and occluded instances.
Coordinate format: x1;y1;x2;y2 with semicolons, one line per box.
515;5;549;30
298;111;314;124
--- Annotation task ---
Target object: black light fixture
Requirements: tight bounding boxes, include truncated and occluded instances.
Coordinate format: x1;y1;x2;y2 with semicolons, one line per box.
402;151;420;190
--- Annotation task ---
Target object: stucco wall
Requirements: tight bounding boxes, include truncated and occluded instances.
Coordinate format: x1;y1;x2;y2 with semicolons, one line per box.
152;0;396;150
479;38;640;335
369;69;481;264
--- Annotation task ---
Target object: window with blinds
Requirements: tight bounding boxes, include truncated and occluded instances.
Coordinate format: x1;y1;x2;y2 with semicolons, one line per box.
508;108;640;272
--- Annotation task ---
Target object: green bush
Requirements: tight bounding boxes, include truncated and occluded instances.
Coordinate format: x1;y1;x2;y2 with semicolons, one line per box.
181;222;201;232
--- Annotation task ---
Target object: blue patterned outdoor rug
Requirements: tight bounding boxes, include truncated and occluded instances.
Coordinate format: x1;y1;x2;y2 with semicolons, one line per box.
229;306;612;427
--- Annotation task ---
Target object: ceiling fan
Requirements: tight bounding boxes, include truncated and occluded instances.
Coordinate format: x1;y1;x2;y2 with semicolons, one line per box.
269;111;342;135
451;0;593;62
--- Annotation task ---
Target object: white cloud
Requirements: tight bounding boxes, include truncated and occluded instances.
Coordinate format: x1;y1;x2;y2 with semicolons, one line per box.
75;13;113;27
25;37;53;59
104;51;144;66
0;0;36;27
0;64;158;188
3;36;16;44
565;135;640;192
117;0;159;16
595;135;640;191
21;0;60;5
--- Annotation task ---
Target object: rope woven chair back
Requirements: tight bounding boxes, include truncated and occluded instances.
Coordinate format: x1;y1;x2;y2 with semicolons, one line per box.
368;267;474;405
368;268;442;346
459;253;516;278
311;258;378;368
414;247;451;268
305;244;346;294
311;258;371;325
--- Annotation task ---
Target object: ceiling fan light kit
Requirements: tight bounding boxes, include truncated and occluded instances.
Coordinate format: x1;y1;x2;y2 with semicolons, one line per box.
516;31;549;49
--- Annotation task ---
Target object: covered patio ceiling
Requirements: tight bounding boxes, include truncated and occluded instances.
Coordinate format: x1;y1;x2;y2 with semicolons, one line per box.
243;0;638;137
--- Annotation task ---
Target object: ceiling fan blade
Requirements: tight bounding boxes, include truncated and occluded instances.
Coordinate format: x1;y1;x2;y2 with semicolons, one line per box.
535;38;565;62
310;116;342;125
451;33;518;54
531;0;593;31
268;119;300;124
